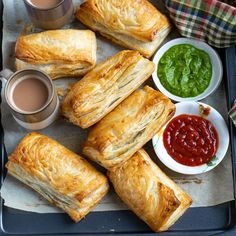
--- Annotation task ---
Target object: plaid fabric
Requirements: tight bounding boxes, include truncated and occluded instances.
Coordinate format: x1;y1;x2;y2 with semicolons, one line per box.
229;100;236;126
163;0;236;48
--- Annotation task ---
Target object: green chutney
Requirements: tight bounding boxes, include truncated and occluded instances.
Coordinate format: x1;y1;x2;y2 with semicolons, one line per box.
157;44;212;98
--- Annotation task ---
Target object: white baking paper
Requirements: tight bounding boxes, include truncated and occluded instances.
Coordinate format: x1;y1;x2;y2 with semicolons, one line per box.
0;0;234;214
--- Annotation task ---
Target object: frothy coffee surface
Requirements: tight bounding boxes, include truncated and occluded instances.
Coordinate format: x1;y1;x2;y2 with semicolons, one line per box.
12;78;49;112
29;0;61;9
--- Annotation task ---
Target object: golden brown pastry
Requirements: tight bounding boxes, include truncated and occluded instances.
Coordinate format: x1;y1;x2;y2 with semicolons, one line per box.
83;86;175;169
5;133;109;222
15;29;97;79
62;50;155;128
76;0;171;58
108;149;192;232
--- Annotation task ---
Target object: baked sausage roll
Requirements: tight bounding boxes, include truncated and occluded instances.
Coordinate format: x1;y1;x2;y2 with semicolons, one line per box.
62;50;155;128
15;29;97;79
83;86;175;169
5;133;109;222
75;0;171;58
108;149;192;232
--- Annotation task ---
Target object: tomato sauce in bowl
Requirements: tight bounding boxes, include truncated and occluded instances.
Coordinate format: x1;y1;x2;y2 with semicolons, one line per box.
163;114;218;166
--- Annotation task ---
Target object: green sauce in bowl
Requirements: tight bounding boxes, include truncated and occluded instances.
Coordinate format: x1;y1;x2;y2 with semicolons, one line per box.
157;44;212;98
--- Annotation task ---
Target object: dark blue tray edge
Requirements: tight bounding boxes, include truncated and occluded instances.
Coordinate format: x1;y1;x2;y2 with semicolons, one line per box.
0;0;5;232
221;46;236;229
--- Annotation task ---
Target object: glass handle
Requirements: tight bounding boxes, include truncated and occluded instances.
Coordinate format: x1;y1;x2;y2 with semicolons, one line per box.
0;68;14;81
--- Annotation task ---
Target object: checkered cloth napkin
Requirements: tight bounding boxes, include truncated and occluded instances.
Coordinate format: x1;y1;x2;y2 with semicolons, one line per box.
229;100;236;126
162;0;236;48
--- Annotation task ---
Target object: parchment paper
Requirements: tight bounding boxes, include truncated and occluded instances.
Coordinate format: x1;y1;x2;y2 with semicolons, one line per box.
0;0;234;214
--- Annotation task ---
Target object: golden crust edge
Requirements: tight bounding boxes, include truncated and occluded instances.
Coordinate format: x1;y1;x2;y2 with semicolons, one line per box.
107;149;192;232
61;53;155;128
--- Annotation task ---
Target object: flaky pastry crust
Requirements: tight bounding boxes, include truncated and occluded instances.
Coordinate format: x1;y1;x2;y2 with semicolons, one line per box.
15;30;97;79
6;133;109;222
62;50;155;128
108;149;192;232
83;86;175;169
76;0;171;58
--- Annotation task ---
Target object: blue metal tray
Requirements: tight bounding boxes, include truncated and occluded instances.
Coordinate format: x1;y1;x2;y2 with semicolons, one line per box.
0;1;236;235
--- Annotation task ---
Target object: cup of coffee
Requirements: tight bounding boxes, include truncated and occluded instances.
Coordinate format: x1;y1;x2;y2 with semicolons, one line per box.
1;69;60;130
23;0;74;30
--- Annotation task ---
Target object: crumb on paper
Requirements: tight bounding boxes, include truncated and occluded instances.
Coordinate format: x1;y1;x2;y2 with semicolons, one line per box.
97;44;101;51
16;19;23;24
9;53;15;58
174;178;203;185
56;87;69;97
56;82;76;97
69;82;76;89
20;23;35;36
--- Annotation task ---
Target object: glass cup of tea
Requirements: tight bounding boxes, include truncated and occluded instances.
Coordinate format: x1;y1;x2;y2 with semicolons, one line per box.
23;0;74;30
1;69;60;130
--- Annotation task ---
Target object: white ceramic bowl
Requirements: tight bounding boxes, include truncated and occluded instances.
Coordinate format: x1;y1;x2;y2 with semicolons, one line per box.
152;38;223;102
152;101;229;175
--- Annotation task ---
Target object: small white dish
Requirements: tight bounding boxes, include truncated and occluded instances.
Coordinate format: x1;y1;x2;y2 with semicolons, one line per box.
152;38;223;102
152;101;229;175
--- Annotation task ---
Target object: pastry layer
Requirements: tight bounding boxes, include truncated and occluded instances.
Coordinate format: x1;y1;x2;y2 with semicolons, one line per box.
15;29;97;79
62;50;155;128
83;86;175;169
76;0;171;58
108;149;192;232
6;132;109;222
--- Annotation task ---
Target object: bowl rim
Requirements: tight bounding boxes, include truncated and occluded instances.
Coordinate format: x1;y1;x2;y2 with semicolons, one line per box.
152;101;229;175
152;38;223;102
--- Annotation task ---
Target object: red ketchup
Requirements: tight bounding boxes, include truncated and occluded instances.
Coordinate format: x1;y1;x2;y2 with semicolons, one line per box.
163;114;218;166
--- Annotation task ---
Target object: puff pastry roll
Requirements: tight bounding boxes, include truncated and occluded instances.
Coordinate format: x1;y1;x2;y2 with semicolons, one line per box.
5;133;109;222
62;50;155;128
15;29;97;79
76;0;171;58
108;149;192;232
83;86;175;169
